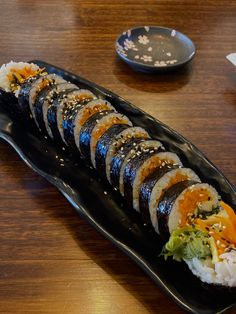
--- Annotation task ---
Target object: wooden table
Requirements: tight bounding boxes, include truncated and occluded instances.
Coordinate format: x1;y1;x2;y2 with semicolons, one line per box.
0;1;236;313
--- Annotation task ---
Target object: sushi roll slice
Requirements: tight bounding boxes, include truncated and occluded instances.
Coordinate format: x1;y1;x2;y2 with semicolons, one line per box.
74;99;116;153
79;111;131;163
34;80;78;136
162;186;236;287
86;112;132;166
184;200;236;287
144;167;201;233
0;61;45;97
95;124;129;174
185;250;236;287
119;140;164;197
157;182;216;239
27;74;67;129
164;183;220;235
80;111;113;161
110;139;146;190
139;155;182;227
123;147;174;212
95;126;150;178
131;153;183;214
0;61;46;119
41;82;79;138
46;89;83;143
58;89;96;147
106;127;150;184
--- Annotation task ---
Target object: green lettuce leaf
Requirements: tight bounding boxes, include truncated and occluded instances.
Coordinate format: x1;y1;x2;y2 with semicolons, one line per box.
162;227;212;261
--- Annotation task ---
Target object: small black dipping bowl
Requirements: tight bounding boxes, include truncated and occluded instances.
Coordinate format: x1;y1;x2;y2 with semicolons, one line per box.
115;26;196;73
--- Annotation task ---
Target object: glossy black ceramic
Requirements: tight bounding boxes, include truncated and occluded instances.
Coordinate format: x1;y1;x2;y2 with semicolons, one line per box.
116;26;196;73
0;60;235;314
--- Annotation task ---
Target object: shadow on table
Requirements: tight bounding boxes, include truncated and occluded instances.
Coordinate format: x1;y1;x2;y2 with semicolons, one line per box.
0;142;184;314
112;57;193;93
52;209;183;313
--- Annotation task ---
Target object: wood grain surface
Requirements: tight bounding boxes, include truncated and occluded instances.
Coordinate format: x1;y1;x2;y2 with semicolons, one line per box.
0;0;236;313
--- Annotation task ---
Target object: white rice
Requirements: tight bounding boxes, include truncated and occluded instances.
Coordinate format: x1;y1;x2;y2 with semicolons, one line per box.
119;140;163;196
105;126;150;183
168;183;219;234
56;89;95;144
150;167;200;234
90;112;132;167
185;250;236;287
74;99;116;153
0;61;41;96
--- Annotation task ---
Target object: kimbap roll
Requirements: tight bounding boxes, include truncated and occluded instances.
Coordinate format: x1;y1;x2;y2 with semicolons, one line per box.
119;140;164;197
74;99;116;153
166;183;220;234
106;126;150;183
90;112;132;167
149;168;200;234
95;124;129;175
47;89;87;143
60;89;96;147
29;75;68;130
122;143;168;211
1;61;236;289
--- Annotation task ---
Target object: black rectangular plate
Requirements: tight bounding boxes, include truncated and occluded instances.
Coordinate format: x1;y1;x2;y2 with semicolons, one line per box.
0;60;235;314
